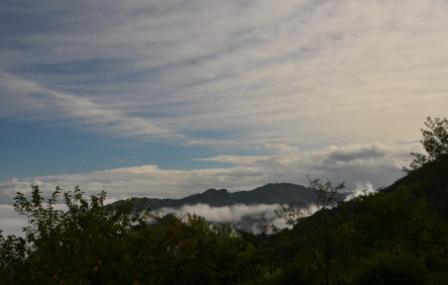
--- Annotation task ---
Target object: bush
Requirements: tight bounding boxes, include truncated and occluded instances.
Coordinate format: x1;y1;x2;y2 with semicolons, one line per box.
353;253;427;285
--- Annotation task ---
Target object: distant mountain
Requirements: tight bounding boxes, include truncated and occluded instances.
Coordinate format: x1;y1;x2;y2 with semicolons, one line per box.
110;183;347;213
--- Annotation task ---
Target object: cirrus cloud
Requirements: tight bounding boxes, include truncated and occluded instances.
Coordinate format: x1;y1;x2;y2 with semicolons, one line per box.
1;0;447;145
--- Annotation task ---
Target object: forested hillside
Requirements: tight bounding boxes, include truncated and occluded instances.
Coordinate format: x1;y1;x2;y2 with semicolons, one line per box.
1;117;447;284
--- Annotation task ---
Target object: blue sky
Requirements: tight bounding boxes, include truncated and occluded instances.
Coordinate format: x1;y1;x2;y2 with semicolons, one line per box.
0;117;230;180
1;0;448;212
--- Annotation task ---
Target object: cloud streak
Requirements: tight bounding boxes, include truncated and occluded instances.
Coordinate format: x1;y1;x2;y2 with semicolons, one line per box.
1;0;448;145
0;73;179;139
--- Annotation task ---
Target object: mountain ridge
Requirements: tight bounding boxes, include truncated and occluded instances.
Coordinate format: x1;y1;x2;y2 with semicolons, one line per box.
110;182;348;212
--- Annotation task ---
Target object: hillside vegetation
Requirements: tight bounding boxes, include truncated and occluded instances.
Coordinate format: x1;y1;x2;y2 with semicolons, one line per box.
1;117;448;285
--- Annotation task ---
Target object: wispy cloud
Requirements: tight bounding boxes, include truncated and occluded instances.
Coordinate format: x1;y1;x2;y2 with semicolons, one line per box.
1;0;447;145
0;73;179;139
196;155;271;165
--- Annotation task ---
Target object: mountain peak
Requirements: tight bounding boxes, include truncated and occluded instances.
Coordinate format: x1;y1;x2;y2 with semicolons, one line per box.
254;183;308;191
202;188;229;195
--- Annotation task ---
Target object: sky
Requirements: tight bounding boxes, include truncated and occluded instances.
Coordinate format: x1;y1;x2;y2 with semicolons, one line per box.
1;0;448;225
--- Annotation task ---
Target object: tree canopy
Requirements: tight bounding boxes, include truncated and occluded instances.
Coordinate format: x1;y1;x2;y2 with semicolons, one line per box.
409;116;448;170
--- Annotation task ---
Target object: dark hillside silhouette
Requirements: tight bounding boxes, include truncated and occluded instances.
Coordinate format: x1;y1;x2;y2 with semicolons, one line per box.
109;183;347;213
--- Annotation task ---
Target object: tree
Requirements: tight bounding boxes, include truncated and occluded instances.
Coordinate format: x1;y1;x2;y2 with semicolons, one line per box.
2;186;271;284
11;185;136;284
310;178;345;210
308;178;345;285
0;233;26;284
353;253;427;285
408;116;448;171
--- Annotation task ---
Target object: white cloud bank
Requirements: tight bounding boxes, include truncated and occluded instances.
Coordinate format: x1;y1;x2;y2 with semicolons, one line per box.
167;203;281;224
0;142;409;204
154;203;287;234
0;205;26;236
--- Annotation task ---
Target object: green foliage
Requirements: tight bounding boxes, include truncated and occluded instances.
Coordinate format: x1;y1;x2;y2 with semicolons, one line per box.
0;233;26;284
353;253;427;285
309;178;345;209
408;116;448;171
306;178;346;285
1;186;268;285
7;185;137;284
